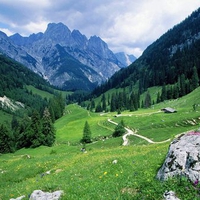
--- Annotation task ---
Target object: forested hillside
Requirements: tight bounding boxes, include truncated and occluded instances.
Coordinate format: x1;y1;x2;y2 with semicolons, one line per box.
92;8;200;98
0;54;65;153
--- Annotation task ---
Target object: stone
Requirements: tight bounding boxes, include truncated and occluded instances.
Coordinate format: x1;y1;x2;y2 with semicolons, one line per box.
163;191;180;200
10;195;25;200
157;133;200;183
112;159;118;164
29;190;63;200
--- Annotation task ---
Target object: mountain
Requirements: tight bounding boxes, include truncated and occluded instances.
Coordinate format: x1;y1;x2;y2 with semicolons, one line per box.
0;22;131;91
115;52;136;67
92;7;200;96
0;54;52;115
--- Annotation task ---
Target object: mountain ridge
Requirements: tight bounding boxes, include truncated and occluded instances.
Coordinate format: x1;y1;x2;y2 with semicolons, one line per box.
0;22;135;91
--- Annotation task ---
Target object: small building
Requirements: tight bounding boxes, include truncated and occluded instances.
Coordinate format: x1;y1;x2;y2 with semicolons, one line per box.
161;107;177;113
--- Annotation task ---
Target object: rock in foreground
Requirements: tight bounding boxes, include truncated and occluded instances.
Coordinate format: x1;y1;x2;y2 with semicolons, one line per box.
157;132;200;183
29;190;63;200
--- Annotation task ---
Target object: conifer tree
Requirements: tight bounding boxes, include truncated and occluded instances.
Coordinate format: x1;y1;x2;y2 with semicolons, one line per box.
112;120;126;137
101;93;107;111
191;66;199;90
110;93;116;112
81;121;92;143
42;107;55;146
29;110;43;148
144;91;151;108
0;124;15;153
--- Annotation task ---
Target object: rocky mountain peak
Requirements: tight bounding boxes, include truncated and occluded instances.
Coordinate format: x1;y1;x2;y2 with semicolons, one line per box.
0;31;8;39
71;30;88;48
44;22;72;44
88;35;114;59
1;22;135;91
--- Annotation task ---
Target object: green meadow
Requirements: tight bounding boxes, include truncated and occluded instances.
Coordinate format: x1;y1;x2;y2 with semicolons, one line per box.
1;87;200;199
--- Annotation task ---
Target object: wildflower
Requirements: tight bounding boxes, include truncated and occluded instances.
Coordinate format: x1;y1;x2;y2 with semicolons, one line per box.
194;179;199;186
116;174;118;177
104;171;107;175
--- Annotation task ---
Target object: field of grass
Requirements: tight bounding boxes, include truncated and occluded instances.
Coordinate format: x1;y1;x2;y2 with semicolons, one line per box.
0;87;200;199
26;85;72;99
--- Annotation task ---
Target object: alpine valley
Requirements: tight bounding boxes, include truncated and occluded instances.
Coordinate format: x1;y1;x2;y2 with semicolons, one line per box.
0;22;135;91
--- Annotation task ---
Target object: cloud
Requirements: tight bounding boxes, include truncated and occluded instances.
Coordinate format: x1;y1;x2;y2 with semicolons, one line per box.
0;0;200;57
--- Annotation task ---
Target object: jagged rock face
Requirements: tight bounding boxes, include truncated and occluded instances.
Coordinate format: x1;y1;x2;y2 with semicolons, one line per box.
0;22;132;91
157;132;200;183
115;52;136;67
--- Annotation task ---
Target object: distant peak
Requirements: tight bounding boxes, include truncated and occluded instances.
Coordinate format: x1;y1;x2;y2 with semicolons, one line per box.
45;22;71;34
0;31;8;39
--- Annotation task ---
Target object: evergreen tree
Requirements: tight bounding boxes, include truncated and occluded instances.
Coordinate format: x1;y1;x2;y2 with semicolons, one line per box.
15;116;31;149
144;90;151;108
110;93;116;112
0;124;15;153
95;102;102;112
180;74;186;96
156;91;161;103
161;84;167;101
191;66;199;90
42;107;55;146
112;120;126;137
11;115;19;131
173;84;179;99
90;99;95;111
101;93;107;111
81;121;92;143
29;110;43;148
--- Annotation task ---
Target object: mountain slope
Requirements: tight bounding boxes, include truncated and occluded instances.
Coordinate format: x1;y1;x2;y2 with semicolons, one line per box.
93;7;200;95
0;22;134;91
0;54;52;115
115;52;136;67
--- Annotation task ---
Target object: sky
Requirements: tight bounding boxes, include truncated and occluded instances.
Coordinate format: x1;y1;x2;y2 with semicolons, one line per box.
0;0;200;58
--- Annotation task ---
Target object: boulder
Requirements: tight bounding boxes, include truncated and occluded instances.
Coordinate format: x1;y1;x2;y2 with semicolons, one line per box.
163;191;180;200
29;190;63;200
157;132;200;183
10;195;25;200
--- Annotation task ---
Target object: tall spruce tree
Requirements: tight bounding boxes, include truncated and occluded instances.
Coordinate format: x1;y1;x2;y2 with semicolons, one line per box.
0;124;15;153
81;121;92;143
42;107;55;146
29;110;43;148
144;91;152;108
191;66;199;90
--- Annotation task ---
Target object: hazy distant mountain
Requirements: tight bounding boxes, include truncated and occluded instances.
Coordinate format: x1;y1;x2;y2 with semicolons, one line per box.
0;22;134;91
115;52;136;67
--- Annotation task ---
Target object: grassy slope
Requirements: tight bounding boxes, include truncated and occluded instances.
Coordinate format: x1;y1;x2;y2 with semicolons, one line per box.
26;85;72;99
0;87;200;199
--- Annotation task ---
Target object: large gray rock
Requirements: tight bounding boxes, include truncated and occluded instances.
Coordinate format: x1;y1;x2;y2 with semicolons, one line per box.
157;132;200;183
163;191;180;200
29;190;63;200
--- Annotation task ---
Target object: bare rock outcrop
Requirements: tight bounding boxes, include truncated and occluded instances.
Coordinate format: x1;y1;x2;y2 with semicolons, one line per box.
157;132;200;183
29;190;63;200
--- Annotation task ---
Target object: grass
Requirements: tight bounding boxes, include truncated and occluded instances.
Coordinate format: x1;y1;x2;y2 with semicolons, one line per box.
0;87;200;199
26;85;72;99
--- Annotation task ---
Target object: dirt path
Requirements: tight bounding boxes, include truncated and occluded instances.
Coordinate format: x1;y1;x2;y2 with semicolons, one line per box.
108;119;170;146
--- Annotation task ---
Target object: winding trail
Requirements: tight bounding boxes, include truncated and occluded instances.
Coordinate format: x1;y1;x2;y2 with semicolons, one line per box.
108;119;170;146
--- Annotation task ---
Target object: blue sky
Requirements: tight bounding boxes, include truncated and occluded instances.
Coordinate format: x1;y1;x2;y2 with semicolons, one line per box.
0;0;200;57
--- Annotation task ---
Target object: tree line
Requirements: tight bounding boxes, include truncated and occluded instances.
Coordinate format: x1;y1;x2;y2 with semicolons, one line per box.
0;93;65;153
